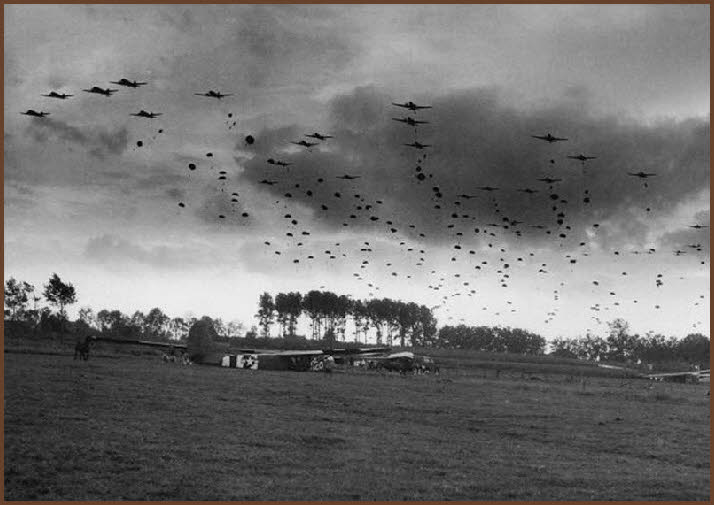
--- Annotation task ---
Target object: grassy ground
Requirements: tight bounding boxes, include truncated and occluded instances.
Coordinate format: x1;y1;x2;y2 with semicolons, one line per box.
4;351;710;500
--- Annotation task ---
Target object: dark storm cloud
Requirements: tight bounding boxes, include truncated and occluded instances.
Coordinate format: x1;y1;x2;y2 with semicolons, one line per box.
239;6;357;89
194;188;251;228
163;5;358;104
236;86;709;251
25;119;128;159
84;233;202;270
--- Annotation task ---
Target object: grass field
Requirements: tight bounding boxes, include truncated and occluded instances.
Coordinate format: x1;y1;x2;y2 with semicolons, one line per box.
4;351;710;500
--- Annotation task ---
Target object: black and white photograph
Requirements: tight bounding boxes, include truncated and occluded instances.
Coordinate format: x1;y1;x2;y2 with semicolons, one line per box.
4;4;710;500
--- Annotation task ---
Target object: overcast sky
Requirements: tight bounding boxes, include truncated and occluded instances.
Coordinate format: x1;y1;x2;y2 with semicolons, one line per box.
4;4;710;339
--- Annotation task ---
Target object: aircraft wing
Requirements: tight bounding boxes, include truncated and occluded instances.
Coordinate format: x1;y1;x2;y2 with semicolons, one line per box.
237;347;391;357
643;371;700;379
93;336;187;349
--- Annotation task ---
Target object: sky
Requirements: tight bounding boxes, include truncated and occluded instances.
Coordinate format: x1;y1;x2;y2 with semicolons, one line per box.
4;4;710;340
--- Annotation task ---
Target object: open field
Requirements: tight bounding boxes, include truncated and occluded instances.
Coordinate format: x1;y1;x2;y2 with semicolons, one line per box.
4;351;710;500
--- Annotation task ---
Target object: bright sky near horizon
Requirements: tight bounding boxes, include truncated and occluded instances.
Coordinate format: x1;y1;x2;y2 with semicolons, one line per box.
4;4;710;340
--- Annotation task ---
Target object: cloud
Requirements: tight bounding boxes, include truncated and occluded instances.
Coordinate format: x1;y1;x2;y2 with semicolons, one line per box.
84;233;203;270
658;209;710;255
234;85;709;254
25;119;128;158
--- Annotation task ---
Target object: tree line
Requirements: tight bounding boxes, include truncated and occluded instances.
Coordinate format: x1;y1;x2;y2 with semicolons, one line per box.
4;274;244;343
255;290;438;347
5;274;77;334
550;318;710;368
436;324;547;355
6;275;709;366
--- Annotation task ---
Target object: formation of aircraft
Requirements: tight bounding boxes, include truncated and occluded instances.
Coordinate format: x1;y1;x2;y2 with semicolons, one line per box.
20;79;707;343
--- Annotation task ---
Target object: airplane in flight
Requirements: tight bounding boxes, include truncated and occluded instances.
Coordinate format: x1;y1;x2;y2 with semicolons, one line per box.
305;132;333;141
392;117;429;126
195;90;232;99
404;141;431;149
517;188;539;194
83;86;118;96
627;171;657;179
21;109;50;118
537;177;563;184
336;174;361;180
259;179;278;185
42;91;73;99
689;224;708;229
267;158;291;167
477;186;499;192
568;154;597;162
392;101;432;111
130;110;162;118
291;140;318;148
111;78;148;88
532;132;568;143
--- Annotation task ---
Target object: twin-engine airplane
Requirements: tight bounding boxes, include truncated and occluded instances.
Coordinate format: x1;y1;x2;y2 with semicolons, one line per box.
83;86;118;96
43;91;73;99
131;110;162;118
305;132;333;140
392;117;429;126
532;132;568;143
111;78;148;87
21;109;50;118
195;90;232;99
568;154;597;162
404;141;431;149
392;101;432;111
291;140;317;148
